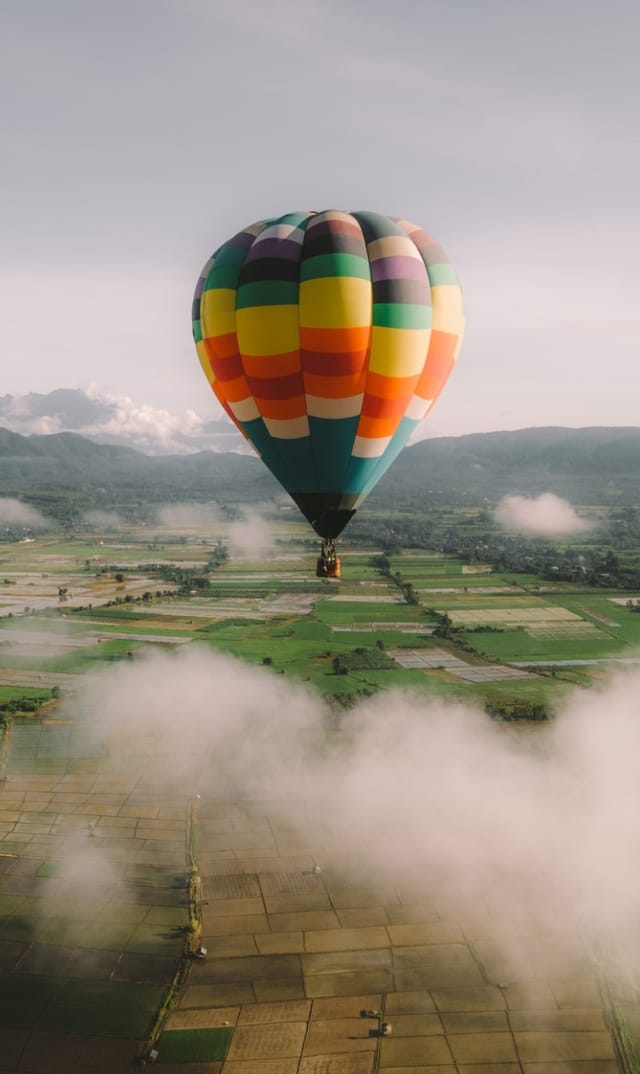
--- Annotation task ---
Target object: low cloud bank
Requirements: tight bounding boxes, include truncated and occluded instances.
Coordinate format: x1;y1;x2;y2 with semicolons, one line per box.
154;503;220;529
495;492;591;535
82;509;127;530
76;648;640;971
0;497;51;530
227;508;274;558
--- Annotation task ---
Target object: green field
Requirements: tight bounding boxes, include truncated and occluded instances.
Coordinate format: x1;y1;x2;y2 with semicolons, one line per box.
3;521;639;714
157;1026;234;1062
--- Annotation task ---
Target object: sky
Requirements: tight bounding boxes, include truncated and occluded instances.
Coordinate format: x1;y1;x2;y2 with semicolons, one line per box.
2;0;638;438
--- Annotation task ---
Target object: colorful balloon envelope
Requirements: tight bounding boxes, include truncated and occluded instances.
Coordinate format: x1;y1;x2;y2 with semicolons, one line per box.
192;210;464;538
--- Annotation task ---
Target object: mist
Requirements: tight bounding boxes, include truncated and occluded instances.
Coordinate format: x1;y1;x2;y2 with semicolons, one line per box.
74;647;640;976
495;492;591;535
154;503;221;529
0;496;51;530
82;509;126;530
226;508;274;558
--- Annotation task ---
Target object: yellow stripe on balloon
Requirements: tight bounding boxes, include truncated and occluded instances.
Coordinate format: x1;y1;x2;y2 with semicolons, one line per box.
431;285;465;336
195;341;215;385
236;305;300;356
200;289;237;338
299;276;371;329
368;326;431;378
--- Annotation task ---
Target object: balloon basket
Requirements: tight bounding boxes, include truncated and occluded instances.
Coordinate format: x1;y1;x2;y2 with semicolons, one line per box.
316;540;341;579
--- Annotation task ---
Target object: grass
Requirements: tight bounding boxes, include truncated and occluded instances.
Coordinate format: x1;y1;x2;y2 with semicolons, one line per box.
157;1026;234;1062
4;529;640;704
0;975;163;1036
471;629;616;662
0;685;53;703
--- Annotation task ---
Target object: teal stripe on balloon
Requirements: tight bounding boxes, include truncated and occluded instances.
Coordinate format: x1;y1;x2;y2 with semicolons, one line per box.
236;280;299;308
308;416;359;494
426;263;461;286
209;244;251;270
372;303;432;329
342;456;385;496
243;418;316;493
358;418;419;499
204;265;243;291
300;253;371;282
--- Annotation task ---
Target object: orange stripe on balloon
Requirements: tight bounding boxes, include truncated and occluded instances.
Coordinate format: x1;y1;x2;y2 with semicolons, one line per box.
204;332;239;360
215;375;253;404
357;415;402;439
303;371;367;398
242;351;301;379
255;395;307;420
300;326;371;354
427;329;460;362
362;394;411;420
302;350;368;377
247;373;304;400
365;372;421;400
210;354;243;381
414;351;456;399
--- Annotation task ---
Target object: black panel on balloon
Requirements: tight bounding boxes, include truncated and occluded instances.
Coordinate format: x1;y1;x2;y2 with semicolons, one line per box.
291;493;357;538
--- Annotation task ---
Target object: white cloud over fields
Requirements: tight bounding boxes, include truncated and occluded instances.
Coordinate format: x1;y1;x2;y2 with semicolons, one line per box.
494;493;591;535
0;497;51;530
75;647;640;970
226;508;274;558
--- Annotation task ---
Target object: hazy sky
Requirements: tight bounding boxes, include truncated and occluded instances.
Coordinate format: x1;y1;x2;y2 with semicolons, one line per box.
2;0;638;436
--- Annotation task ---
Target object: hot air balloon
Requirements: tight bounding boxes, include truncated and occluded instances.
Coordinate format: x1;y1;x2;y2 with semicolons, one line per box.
192;210;464;577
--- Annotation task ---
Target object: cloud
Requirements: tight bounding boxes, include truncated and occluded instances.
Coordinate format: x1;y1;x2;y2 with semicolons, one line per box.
81;509;126;530
154;503;221;530
72;648;640;973
81;387;209;454
0;497;51;530
0;386;247;456
494;492;591;535
226;508;274;558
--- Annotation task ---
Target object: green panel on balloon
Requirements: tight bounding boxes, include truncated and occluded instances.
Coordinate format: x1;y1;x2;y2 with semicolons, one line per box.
342;456;386;497
373;304;432;329
204;266;242;292
236;281;299;308
210;245;252;270
243;419;316;495
358;418;420;499
307;416;359;494
426;263;460;286
300;253;371;282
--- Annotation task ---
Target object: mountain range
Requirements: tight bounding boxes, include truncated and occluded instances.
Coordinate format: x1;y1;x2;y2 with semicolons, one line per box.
1;423;639;521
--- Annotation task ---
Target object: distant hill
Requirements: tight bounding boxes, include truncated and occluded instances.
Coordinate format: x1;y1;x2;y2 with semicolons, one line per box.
370;427;640;508
0;427;271;515
1;425;639;519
